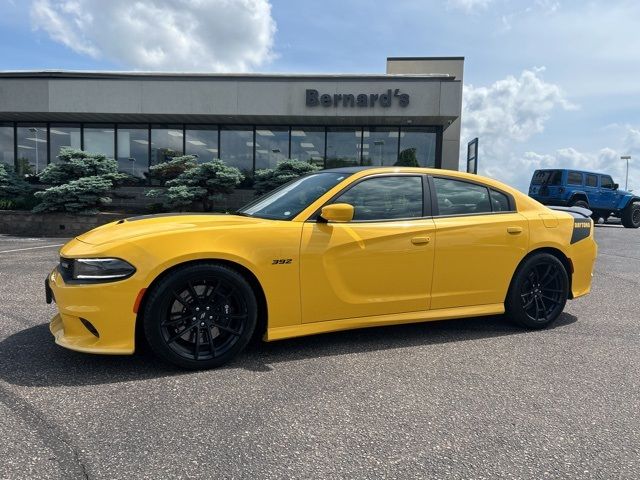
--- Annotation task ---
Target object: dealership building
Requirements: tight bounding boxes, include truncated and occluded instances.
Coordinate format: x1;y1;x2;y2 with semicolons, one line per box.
0;57;463;190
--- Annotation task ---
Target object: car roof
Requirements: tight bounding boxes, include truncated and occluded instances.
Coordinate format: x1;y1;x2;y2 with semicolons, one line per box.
534;168;611;176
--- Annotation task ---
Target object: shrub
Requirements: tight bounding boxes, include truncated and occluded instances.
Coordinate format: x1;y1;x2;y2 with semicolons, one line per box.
148;160;243;211
254;160;321;195
0;162;32;199
34;148;126;213
147;155;198;182
33;176;113;214
395;148;419;167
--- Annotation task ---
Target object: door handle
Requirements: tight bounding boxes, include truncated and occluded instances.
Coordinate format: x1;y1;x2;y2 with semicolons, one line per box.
507;226;523;234
411;236;431;245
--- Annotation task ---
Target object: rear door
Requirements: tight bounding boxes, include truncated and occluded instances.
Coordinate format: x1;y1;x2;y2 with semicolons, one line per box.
584;173;600;207
430;176;529;309
300;174;435;323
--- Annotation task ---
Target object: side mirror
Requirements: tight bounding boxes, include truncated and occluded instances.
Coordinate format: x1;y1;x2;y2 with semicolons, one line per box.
613;183;619;190
320;203;354;223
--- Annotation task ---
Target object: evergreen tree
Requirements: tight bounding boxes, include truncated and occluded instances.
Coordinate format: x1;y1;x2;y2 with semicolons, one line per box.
254;160;321;196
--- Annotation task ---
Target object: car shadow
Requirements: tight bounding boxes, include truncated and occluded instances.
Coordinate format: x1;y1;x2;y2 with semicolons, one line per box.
0;313;577;387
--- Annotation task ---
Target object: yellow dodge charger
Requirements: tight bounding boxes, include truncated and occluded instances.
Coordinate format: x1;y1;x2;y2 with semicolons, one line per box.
46;167;597;369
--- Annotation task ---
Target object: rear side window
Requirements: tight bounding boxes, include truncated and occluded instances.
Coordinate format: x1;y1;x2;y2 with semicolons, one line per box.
586;174;598;187
567;171;583;185
433;178;491;216
532;170;561;185
490;189;512;212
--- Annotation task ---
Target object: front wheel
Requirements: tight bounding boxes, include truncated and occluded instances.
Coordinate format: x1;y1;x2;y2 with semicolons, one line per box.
621;202;640;228
505;253;569;329
143;263;257;369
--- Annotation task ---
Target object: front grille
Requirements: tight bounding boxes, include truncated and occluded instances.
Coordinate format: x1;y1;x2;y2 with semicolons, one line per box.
59;257;73;281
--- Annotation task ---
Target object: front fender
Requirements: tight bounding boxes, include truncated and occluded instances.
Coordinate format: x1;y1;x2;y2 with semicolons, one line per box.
617;195;640;210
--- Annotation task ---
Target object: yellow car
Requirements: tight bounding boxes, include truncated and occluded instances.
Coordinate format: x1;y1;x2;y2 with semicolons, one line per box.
46;167;597;369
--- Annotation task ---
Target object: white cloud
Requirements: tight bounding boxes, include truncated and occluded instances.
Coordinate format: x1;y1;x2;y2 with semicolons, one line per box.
447;0;493;14
30;0;276;72
461;68;577;189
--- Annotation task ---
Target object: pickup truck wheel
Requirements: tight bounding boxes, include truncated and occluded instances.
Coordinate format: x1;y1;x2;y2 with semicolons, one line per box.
571;199;589;210
505;253;569;329
621;202;640;228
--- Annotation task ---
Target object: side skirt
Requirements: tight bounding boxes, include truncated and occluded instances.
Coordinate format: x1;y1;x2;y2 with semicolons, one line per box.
265;303;505;342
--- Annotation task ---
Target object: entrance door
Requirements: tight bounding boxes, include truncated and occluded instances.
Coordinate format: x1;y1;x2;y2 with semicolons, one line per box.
300;175;435;323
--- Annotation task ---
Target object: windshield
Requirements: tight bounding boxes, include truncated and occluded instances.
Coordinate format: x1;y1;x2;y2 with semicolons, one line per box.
237;172;350;220
531;170;562;185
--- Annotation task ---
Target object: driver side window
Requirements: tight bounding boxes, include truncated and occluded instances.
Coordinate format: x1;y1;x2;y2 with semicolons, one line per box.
333;176;423;221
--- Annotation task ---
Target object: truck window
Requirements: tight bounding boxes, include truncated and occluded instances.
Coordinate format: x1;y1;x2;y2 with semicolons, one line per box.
531;170;561;185
567;171;583;186
601;176;614;189
586;174;598;187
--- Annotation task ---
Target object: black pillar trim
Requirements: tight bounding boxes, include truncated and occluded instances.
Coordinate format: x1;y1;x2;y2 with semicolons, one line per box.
323;128;327;169
288;126;292;160
252;127;256;175
80;123;84;151
114;124;118;165
46;123;51;164
435;126;443;169
217;126;221;159
13;122;17;171
182;124;186;154
359;127;364;166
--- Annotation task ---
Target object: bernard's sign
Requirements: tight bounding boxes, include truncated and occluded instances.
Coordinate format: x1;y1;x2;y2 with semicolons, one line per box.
306;88;410;108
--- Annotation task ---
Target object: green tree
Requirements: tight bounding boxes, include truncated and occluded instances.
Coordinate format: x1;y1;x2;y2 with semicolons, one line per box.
253;160;321;195
34;148;127;213
148;160;243;211
0;163;32;199
147;155;198;182
394;148;419;167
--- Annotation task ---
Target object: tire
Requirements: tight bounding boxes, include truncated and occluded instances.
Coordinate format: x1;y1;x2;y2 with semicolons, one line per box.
143;263;257;369
505;253;569;329
571;199;589;210
621;202;640;229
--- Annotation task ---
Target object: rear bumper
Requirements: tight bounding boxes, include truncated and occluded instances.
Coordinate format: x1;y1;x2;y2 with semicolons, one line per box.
47;268;138;355
569;236;598;299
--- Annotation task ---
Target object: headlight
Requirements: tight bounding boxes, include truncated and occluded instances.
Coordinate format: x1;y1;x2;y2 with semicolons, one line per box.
60;257;136;282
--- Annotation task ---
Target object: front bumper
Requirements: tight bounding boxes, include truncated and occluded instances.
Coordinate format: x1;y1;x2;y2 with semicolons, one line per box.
47;268;138;355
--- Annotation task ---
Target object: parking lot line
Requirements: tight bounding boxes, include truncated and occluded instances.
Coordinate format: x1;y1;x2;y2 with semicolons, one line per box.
0;244;63;254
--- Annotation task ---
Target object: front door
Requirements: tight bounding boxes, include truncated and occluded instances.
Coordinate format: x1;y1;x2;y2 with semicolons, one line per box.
300;175;435;323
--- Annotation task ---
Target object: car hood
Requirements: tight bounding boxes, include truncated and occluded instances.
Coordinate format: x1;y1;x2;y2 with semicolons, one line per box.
76;213;265;246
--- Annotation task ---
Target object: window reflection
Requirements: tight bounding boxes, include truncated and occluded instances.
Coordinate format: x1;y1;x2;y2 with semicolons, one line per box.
326;127;361;168
49;124;81;162
362;128;399;166
220;127;253;175
398;127;437;167
151;125;184;165
117;125;149;178
185;126;218;163
16;124;48;175
255;127;289;170
0;123;13;167
290;127;325;166
84;125;114;157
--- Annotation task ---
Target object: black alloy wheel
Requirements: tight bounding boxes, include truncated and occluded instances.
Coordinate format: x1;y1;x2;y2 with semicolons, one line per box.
506;253;569;329
622;202;640;228
143;263;257;369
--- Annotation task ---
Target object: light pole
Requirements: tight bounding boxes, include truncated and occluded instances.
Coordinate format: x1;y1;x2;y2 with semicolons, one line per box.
621;155;631;190
29;127;39;174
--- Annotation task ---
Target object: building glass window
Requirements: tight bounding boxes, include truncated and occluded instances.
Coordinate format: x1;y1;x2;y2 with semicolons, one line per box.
220;126;253;175
290;127;325;166
362;128;400;166
399;127;437;167
151;125;184;165
84;124;114;158
333;176;423;221
0;123;13;167
255;127;289;170
16;124;48;175
117;125;149;178
185;126;218;163
326;127;361;168
49;124;81;162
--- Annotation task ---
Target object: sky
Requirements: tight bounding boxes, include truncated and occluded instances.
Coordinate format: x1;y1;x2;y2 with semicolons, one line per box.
0;0;638;192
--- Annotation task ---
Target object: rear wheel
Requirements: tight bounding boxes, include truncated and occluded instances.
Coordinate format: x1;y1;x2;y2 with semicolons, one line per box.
571;199;589;210
621;202;640;228
505;253;569;329
143;263;257;369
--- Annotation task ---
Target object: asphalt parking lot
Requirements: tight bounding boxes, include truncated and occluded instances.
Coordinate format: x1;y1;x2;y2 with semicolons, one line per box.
0;227;638;479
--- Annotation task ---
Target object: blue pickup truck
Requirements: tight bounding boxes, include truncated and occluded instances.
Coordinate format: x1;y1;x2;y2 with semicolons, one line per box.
529;169;640;228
